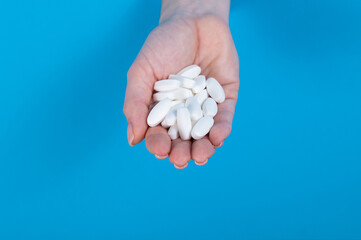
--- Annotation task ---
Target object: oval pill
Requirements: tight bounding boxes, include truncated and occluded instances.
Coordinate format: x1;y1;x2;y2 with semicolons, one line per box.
177;107;192;140
168;74;184;81
202;98;218;117
147;98;172;127
153;88;193;102
192;75;206;93
168;125;179;140
154;79;180;91
164;113;176;126
170;100;183;107
187;97;203;122
180;77;196;89
195;89;208;105
161;119;171;128
169;74;196;88
173;88;193;100
191;116;214;140
206;77;225;103
177;65;201;79
153;91;175;102
172;102;185;109
164;103;184;126
185;96;197;107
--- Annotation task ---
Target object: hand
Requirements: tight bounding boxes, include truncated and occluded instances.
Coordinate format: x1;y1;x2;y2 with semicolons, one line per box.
123;2;239;169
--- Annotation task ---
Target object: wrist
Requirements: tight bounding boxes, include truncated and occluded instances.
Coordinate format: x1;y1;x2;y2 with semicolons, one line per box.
160;0;230;24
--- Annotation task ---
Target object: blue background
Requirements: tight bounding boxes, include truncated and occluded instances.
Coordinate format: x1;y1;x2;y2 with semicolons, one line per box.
1;0;361;239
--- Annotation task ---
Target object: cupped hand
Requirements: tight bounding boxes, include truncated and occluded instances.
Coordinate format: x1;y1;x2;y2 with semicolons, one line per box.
123;14;239;168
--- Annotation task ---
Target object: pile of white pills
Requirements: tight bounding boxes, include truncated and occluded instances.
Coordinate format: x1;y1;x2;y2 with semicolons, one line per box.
147;65;225;141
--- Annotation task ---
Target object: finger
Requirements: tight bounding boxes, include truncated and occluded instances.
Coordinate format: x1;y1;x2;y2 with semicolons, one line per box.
145;126;171;158
169;139;192;169
123;56;155;146
209;99;236;147
191;136;216;165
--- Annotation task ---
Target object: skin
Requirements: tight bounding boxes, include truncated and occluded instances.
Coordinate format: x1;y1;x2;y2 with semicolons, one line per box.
123;0;239;169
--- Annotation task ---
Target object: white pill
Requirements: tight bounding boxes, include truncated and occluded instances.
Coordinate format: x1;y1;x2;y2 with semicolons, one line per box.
168;74;184;81
164;103;184;126
202;98;218;117
168;74;196;88
206;77;225;103
191;120;197;128
153;88;193;101
168;125;179;140
191;116;214;140
174;88;194;100
174;102;185;109
170;100;183;107
161;119;171;128
177;107;192;140
154;79;180;92
164;111;176;126
180;77;196;89
177;65;201;79
173;88;193;100
192;75;206;93
153;92;174;102
185;96;197;107
195;89;208;105
147;98;172;127
186;97;203;122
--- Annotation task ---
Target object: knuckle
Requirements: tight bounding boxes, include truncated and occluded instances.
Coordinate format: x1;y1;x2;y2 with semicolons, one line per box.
123;103;131;118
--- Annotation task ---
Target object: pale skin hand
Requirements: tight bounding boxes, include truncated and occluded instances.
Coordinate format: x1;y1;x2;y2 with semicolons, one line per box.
123;0;239;169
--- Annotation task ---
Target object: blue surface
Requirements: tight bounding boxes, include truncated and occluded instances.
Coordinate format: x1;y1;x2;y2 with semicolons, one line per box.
1;0;361;239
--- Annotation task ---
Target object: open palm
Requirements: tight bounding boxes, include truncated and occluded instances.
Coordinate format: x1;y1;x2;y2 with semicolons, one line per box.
124;15;239;168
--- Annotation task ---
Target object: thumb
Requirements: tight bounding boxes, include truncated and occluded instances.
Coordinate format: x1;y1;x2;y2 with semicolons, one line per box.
123;56;155;146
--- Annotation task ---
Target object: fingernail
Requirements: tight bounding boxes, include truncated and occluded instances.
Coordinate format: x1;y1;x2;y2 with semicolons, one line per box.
127;124;134;147
215;141;223;148
195;159;208;166
174;163;188;169
155;154;168;160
